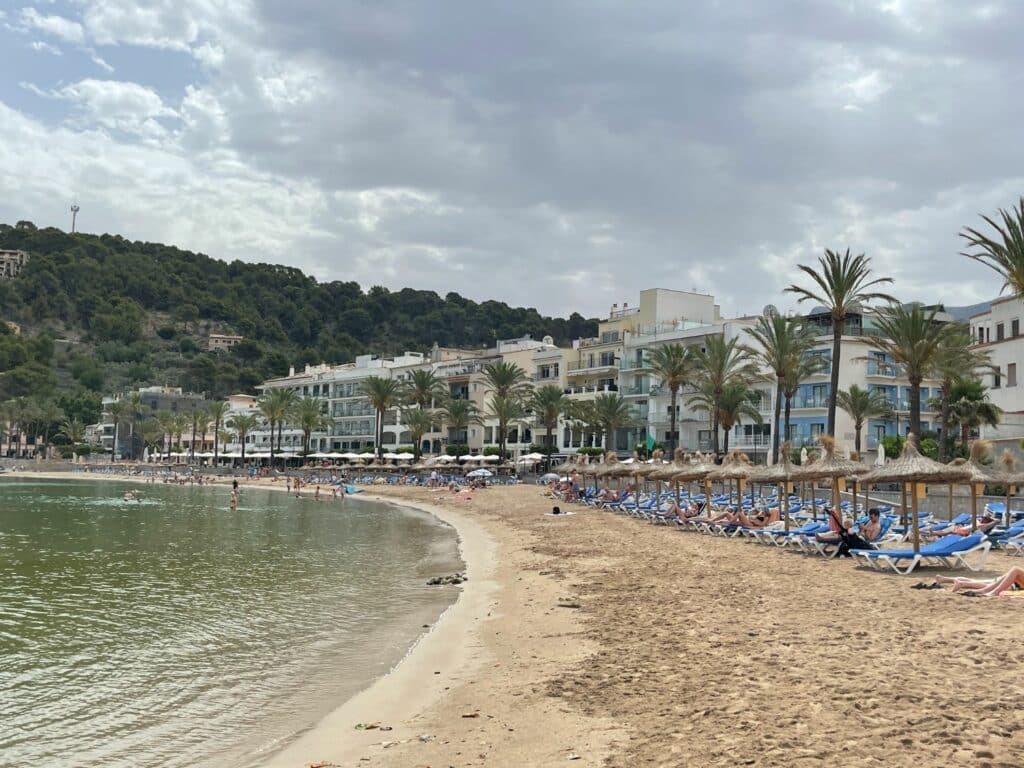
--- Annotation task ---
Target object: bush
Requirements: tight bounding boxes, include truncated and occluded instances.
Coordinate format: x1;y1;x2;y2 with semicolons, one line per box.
179;338;199;354
881;434;904;460
60;448;74;459
482;446;503;457
396;446;415;454
445;443;469;456
156;326;177;340
73;444;92;456
578;447;604;457
919;437;939;460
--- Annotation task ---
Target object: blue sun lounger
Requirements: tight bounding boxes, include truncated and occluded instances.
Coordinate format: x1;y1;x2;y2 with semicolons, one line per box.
850;533;991;575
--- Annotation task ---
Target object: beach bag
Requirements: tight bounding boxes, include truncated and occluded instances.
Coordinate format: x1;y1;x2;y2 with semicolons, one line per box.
837;531;870;557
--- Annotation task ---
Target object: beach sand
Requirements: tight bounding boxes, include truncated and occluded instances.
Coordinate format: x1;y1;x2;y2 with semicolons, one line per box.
12;471;1024;766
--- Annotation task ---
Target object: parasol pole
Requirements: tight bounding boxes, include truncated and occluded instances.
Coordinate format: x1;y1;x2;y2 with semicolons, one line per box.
948;483;954;522
900;484;908;527
911;481;920;554
1005;483;1013;528
971;482;978;532
811;480;817;521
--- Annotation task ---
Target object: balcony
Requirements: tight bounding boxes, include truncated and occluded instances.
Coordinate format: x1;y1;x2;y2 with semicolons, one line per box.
578;335;621;350
620;357;651;371
698;434;772;450
567;361;618;373
867;360;903;377
792;397;829;409
622;382;650;396
563;384;619;397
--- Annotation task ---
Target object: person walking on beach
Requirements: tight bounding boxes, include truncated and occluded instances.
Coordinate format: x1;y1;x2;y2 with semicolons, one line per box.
314;485;321;501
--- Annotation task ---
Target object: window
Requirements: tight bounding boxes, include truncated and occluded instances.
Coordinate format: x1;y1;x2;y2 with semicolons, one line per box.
484;427;493;443
997;323;1005;341
810;423;825;437
978;327;985;344
1014;319;1020;338
994;371;1002;389
1009;364;1017;388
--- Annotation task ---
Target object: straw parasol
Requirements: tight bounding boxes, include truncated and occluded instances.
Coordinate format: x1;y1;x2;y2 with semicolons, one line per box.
707;450;757;508
858;433;971;553
791;436;869;521
949;440;1003;531
748;441;800;531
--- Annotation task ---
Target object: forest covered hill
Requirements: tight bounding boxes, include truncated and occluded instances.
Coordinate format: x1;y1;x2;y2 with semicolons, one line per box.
0;221;598;409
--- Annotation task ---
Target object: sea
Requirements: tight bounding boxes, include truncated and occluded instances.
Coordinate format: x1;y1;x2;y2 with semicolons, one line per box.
0;478;462;768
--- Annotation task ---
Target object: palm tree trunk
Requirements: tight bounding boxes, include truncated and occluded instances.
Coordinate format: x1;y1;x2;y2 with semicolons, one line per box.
961;422;970;447
772;380;782;464
723;425;730;453
214;417;220;465
669;387;678;455
111;424;118;463
711;390;721;454
784;394;793;447
190;413;197;463
376;410;383;459
828;322;842;436
938;387;952;460
909;381;921;436
269;419;276;465
854;424;862;454
546;423;553;457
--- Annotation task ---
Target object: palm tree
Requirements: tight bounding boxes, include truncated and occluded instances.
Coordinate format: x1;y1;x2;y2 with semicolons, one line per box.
106;399;132;462
207;401;230;465
927;326;995;459
360;376;402;459
172;414;190;458
647;343;696;456
154;410;177;459
257;389;294;465
870;303;948;436
58;416;86;445
126;392;143;460
744;310;819;464
481;361;530;399
781;352;827;446
487;394;527;459
401;406;437;460
227;413;259;463
6;397;40;457
690;335;759;454
33;398;65;458
196;405;212;461
138;418;163;457
591;393;635;452
291;396;330;457
836;384;893;454
960;197;1024;296
403;369;446;409
529;384;567;457
948;379;1002;447
438;397;482;449
715;384;763;454
786;248;894;435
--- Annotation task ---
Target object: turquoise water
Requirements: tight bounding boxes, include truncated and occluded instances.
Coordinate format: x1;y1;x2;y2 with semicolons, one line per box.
0;479;462;768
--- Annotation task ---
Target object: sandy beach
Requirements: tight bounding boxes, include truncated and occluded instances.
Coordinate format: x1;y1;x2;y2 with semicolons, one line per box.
11;471;1024;766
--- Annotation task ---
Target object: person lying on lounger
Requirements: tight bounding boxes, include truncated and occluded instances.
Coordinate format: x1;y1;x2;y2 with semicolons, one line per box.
734;506;780;528
934;566;1024;597
924;511;998;539
664;499;701;521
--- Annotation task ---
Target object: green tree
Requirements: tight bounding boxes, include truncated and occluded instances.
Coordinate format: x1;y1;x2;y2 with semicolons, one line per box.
690;335;759;454
58;416;86;445
836;384;893;454
403;369;446;409
869;303;948;436
154;410;177;459
927;325;995;459
947;379;1002;447
105;399;132;462
438;397;482;447
360;376;402;460
227;413;260;463
257;388;296;464
744;310;818;464
206;400;230;464
647;343;696;456
786;248;894;435
781;352;828;446
528;384;567;456
291;396;329;457
401;406;437;460
486;394;527;459
590;393;636;452
960;197;1024;296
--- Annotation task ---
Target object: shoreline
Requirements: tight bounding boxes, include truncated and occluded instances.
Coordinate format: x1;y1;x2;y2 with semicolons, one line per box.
4;470;506;767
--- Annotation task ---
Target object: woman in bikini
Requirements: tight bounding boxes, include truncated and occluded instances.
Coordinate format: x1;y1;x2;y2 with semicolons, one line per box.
934;566;1024;597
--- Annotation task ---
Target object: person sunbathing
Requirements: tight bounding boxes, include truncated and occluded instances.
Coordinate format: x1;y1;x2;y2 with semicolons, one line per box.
815;515;853;544
934;566;1024;597
735;507;780;528
924;511;997;539
703;508;741;525
858;509;883;541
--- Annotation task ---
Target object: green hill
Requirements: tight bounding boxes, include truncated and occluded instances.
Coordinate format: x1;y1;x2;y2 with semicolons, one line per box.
0;221;597;407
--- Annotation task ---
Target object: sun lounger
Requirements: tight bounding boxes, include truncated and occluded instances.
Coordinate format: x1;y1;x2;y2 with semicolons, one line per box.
850;533;991;575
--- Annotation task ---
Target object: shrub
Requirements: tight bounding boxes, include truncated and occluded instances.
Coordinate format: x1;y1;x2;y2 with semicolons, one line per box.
73;444;92;456
445;443;469;456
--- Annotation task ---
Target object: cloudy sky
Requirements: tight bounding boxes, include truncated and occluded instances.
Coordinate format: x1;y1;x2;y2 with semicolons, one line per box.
1;1;1021;318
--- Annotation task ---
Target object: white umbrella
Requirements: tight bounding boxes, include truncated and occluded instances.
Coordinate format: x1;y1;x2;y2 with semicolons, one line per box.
221;450;243;458
467;468;493;478
526;452;546;461
435;455;457;462
459;454;478;461
339;452;360;460
358;452;376;459
875;441;886;466
394;454;413;461
308;452;329;458
327;452;345;459
382;452;404;460
516;456;539;464
481;455;500;462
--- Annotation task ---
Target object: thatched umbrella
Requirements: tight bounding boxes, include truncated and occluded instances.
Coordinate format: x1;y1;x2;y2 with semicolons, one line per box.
791;436;870;527
707;451;757;509
859;433;970;553
650;448;686;503
949;440;1003;532
748;441;800;531
996;449;1023;527
671;452;719;510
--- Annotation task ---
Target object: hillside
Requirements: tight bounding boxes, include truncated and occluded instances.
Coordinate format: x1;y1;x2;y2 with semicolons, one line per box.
0;221;598;404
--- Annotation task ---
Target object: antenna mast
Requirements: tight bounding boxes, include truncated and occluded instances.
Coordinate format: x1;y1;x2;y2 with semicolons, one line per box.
70;203;80;233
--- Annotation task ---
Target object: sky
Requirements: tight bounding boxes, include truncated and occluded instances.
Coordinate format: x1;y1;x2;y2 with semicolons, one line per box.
1;1;1021;319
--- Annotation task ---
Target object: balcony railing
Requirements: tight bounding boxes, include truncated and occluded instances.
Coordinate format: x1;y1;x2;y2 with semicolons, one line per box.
568;360;618;372
792;397;829;409
622;383;650;396
698;434;772;450
563;384;619;396
620;358;651;371
867;360;904;377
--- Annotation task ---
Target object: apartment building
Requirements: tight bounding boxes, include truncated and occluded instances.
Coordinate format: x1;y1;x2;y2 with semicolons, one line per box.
0;249;29;279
